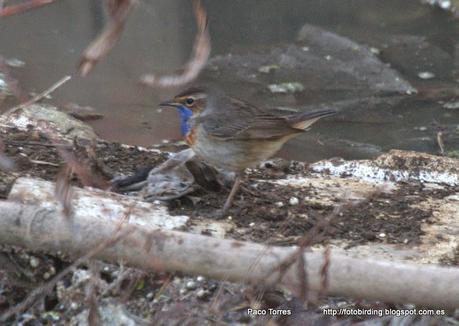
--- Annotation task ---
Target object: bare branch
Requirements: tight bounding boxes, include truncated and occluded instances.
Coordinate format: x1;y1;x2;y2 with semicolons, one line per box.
0;0;57;17
5;75;71;114
140;0;211;87
0;198;459;310
78;0;136;76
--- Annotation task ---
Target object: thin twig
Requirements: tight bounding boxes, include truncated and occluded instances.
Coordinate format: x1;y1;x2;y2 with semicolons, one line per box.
29;159;60;167
140;0;210;87
0;0;58;17
6;75;71;114
78;0;136;76
437;131;445;155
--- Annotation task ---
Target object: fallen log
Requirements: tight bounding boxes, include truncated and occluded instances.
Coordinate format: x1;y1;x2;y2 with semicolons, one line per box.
0;198;458;309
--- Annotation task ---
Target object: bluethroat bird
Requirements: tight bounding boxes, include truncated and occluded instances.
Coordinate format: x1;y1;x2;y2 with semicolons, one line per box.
160;87;336;215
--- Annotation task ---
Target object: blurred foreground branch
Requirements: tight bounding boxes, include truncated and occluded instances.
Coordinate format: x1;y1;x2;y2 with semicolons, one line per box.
140;0;210;87
78;0;136;76
0;180;458;309
0;0;57;17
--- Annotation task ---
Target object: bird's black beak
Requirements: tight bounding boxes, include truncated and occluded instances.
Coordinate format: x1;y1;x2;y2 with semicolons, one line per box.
159;100;180;108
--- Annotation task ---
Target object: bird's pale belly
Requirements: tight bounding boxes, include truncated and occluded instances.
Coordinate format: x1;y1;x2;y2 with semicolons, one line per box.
188;125;287;172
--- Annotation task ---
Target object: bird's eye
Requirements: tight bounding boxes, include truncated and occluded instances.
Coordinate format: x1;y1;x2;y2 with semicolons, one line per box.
185;98;194;106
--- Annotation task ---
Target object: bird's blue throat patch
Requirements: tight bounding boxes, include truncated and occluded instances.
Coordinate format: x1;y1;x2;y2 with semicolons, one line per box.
177;105;193;136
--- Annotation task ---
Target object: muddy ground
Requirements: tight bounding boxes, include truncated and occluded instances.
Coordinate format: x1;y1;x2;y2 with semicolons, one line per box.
0;128;458;325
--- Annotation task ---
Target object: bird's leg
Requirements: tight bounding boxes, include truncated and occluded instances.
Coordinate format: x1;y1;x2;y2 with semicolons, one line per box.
221;175;242;214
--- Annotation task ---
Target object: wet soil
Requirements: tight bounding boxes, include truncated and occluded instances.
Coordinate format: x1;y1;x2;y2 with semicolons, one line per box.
0;129;458;325
170;167;454;248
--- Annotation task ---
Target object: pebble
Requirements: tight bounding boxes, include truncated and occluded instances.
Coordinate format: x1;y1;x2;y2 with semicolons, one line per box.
29;257;40;268
146;292;154;300
446;194;459;202
258;64;280;73
197;276;205;282
443;100;459;110
268;82;304;94
179;288;187;295
6;58;25;68
186;280;197;290
70;302;79;310
275;201;284;208
196;288;209;299
370;47;380;55
417;71;435;80
249;222;255;227
289;197;299;206
378;233;386;238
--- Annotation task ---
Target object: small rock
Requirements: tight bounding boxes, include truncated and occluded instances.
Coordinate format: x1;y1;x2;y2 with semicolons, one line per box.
268;82;304;94
417;71;435;80
446;194;459;202
146;292;154;300
370;47;380;55
196;288;209;299
423;0;451;10
275;201;284;208
196;276;205;282
29;257;40;268
70;302;79;310
71;301;149;325
6;58;25;68
72;269;91;285
443;100;459;110
41;311;60;322
186;280;197;290
289;197;299;206
379;233;386;238
179;288;188;295
258;64;280;73
249;222;255;227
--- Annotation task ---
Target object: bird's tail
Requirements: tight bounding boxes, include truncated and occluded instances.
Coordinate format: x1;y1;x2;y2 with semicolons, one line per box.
287;109;336;130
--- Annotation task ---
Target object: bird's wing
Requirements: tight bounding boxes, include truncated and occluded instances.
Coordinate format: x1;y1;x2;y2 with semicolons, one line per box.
200;98;300;140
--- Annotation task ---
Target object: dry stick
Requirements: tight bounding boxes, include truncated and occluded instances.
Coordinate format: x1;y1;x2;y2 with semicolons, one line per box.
0;201;458;309
437;131;445;155
0;203;134;323
5;75;71;114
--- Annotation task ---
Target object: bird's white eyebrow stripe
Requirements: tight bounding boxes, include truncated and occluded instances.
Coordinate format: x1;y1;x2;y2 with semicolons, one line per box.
191;92;207;100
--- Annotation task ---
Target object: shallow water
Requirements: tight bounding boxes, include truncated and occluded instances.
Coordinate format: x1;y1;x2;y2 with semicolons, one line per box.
1;0;458;162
